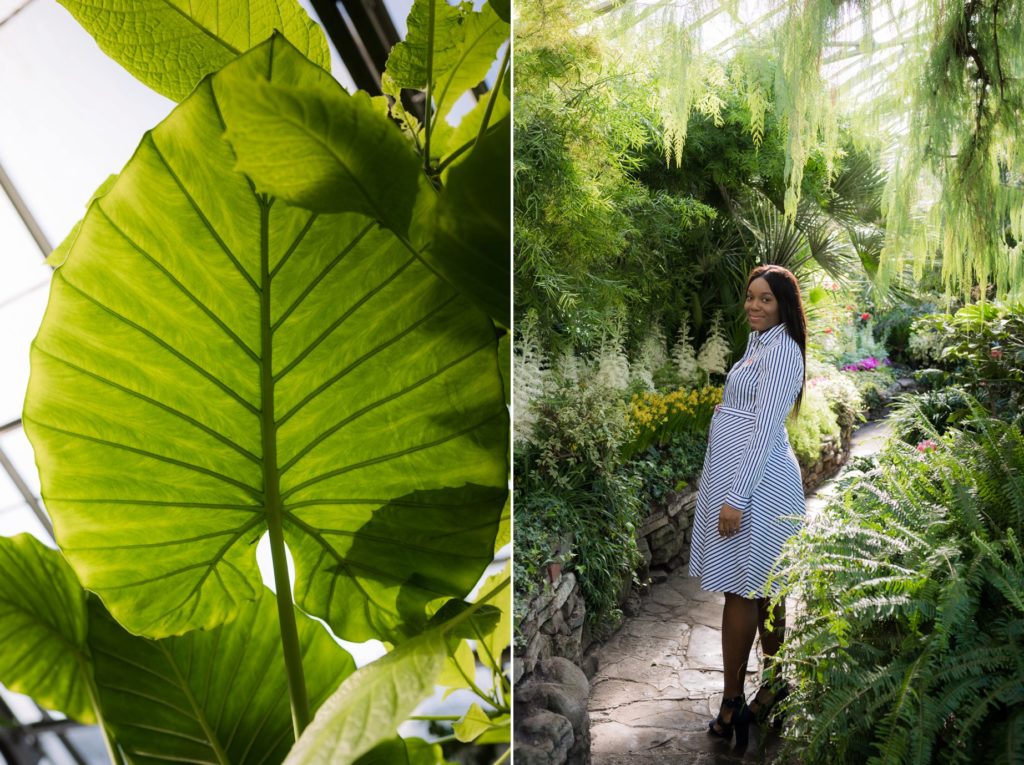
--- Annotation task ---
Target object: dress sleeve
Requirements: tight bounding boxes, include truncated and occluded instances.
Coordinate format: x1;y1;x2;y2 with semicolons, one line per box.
724;340;803;512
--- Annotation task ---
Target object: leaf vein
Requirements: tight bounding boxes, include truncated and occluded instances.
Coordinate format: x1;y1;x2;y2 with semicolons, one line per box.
272;256;417;383
53;271;259;416
280;336;489;473
33;344;260;465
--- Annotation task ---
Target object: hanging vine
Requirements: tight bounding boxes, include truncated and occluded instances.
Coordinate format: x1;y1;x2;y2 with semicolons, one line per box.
591;0;1024;300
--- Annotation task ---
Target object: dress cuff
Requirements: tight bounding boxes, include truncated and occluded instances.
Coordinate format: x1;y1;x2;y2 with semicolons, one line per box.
724;492;751;512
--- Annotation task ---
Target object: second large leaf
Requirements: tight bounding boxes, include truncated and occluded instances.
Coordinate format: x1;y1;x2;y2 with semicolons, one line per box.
24;36;508;642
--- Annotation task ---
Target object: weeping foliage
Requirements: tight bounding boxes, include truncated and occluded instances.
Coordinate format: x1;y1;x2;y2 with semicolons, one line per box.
592;0;1024;300
772;409;1024;764
515;1;889;359
879;0;1024;300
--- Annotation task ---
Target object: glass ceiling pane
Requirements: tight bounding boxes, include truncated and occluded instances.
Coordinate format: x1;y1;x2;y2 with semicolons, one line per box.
0;286;47;424
0;190;48;302
1;426;41;497
0;502;50;543
0;1;175;245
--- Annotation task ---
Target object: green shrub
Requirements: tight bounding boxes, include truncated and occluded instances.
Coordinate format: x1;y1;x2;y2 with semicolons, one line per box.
889;386;972;445
786;382;841;467
773;411;1024;764
808;365;864;430
912;301;1024;414
513;381;643;631
625;432;708;507
846;363;898;411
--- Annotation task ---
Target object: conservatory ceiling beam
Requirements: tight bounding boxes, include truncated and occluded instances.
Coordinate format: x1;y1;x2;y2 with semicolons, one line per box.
0;0;35;29
0;160;51;257
311;0;388;94
0;444;54;540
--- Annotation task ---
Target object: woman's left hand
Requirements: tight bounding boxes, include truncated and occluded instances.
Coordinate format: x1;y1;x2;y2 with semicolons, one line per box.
718;503;742;537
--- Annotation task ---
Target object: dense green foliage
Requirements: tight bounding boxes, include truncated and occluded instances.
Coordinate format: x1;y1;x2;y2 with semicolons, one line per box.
513;379;643;631
774;411;1024;764
514;0;885;359
595;0;1024;300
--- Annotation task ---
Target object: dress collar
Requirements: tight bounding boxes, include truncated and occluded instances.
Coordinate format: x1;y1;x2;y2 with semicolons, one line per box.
752;322;788;347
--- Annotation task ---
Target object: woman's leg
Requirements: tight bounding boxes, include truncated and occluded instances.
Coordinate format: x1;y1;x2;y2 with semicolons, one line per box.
750;597;786;714
718;592;758;722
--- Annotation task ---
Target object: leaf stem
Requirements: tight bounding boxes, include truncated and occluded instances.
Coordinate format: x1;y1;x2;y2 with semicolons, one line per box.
410;714;463;721
423;0;436;174
492;748;511;765
474;43;510;149
259;196;311;737
78;656;125;765
435;122;503;175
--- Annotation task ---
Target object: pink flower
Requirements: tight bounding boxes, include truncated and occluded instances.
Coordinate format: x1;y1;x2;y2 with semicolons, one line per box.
991;347;1003;359
830;282;840;290
824;327;833;334
916;439;939;453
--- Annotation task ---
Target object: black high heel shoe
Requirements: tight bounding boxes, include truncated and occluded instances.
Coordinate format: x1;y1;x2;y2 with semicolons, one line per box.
749;682;790;728
708;695;750;745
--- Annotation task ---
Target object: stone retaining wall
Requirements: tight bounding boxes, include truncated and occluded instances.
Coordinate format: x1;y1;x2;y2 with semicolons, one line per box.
513;419;862;764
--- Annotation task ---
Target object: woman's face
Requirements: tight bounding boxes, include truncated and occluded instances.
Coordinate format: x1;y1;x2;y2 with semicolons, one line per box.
745;277;781;332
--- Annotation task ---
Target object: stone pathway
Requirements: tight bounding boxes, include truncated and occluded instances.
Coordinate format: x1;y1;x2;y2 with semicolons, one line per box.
587;418;893;764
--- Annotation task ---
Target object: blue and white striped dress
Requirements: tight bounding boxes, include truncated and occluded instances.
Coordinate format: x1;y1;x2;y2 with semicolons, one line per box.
688;322;805;597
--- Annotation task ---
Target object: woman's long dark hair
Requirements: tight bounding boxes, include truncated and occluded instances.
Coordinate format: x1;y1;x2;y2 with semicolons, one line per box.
747;265;807;413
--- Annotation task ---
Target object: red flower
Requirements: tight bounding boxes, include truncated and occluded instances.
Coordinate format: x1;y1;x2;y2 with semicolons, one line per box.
991;347;1004;359
860;312;872;321
824;327;833;334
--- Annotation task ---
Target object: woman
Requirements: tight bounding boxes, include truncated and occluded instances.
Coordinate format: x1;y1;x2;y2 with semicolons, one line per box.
687;264;807;745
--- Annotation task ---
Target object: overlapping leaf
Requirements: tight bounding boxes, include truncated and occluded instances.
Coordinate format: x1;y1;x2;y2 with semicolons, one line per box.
0;536;353;764
56;0;329;101
382;0;509;124
0;534;93;723
25;35;507;643
283;631;446;765
215;44;421;235
428;117;510;326
91;590;353;765
353;738;448;765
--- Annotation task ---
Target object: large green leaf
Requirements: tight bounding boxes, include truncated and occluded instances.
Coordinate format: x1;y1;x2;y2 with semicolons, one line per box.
0;534;94;723
382;1;509;124
215;39;422;236
91;589;353;765
56;0;329;101
283;631;446;765
24;35;507;642
425;117;510;326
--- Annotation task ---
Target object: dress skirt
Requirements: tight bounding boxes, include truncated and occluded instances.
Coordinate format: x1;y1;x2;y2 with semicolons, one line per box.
687;322;806;597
